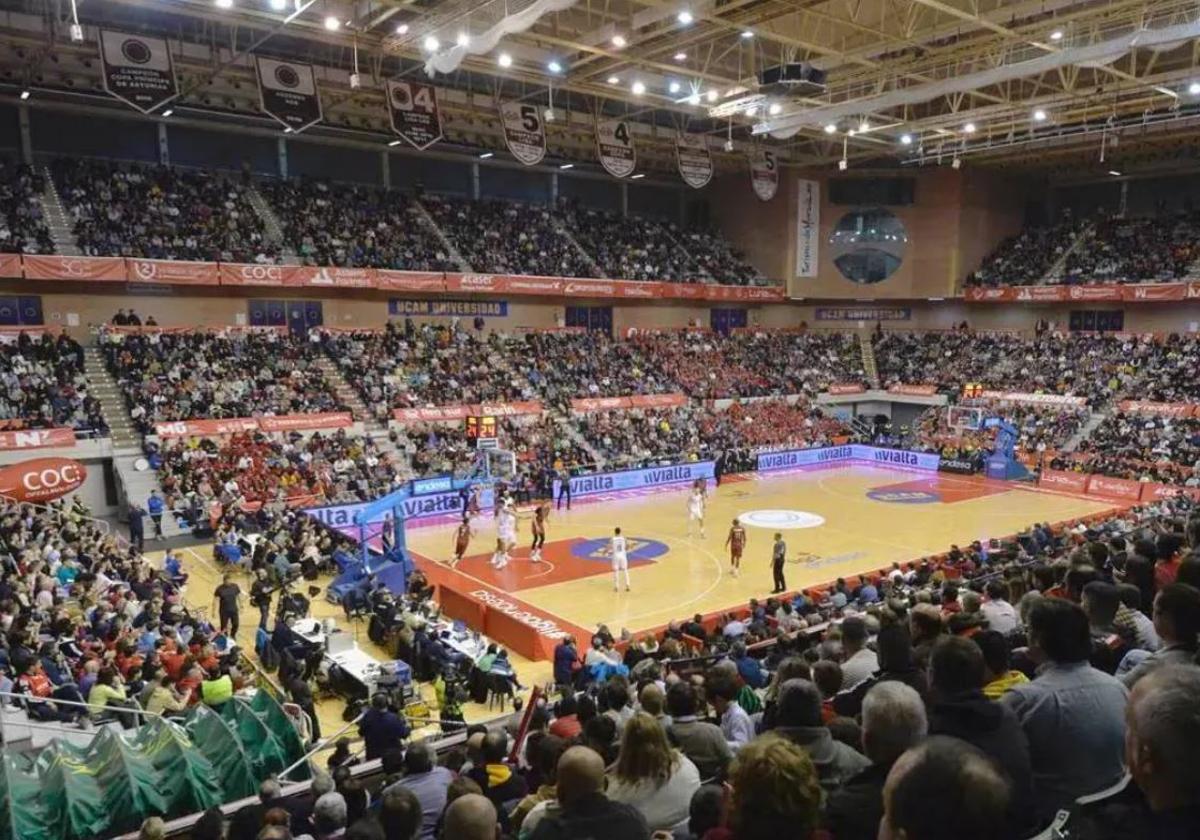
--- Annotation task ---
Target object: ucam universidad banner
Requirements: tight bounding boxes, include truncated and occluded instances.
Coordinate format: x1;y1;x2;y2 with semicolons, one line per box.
388;299;508;317
756;445;941;473
553;460;715;500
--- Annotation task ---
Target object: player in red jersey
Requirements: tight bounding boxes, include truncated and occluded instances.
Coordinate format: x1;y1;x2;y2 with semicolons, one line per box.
724;517;747;577
529;502;550;563
450;516;472;568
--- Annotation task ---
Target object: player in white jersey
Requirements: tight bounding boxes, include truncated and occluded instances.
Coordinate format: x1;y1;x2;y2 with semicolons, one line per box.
611;527;631;592
686;486;706;539
491;502;518;569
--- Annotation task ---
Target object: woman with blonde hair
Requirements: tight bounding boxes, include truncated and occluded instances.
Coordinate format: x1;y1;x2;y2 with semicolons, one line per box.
606;712;701;832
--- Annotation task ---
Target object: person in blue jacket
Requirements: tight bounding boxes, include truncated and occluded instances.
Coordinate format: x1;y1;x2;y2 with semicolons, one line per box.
147;490;165;541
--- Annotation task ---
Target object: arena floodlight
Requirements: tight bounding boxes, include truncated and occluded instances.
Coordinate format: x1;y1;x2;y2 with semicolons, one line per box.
1033;109;1047;121
677;10;694;25
611;34;626;48
423;35;440;52
498;53;513;68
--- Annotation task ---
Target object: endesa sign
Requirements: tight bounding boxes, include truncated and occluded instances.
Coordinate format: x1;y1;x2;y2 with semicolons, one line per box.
757;445;941;473
553;461;715;500
0;458;87;502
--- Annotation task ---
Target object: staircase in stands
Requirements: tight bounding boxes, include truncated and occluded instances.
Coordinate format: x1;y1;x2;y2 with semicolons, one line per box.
39;166;80;256
1040;221;1095;285
411;199;472;272
1060;410;1110;453
858;332;881;390
553;221;607;278
246;185;301;265
83;345;189;538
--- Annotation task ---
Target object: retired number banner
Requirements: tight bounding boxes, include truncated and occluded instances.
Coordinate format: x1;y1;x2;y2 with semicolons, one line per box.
387;80;442;150
500;101;546;166
749;148;779;201
596;119;636;178
99;30;177;114
256;57;323;132
676;133;713;188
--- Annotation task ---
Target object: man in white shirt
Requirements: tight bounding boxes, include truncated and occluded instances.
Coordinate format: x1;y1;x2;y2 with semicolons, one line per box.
611;527;631;592
709;673;754;750
839;616;879;690
979;580;1019;636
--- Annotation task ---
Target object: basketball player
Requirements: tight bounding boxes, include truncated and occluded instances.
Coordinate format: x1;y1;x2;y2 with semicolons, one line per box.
724;517;746;577
450;515;472;568
491;501;518;569
686;484;707;539
611;526;631;592
529;501;550;563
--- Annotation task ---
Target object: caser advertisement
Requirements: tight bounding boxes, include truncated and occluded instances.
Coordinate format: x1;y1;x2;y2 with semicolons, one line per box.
0;457;88;502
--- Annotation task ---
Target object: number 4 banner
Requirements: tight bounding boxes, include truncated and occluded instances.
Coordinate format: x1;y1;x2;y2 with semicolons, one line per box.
750;148;779;201
500;101;546;166
387;80;443;150
596;119;636;178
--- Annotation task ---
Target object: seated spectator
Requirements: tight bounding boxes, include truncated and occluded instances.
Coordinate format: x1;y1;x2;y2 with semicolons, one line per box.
1118;582;1200;687
466;731;528;812
768;678;869;792
528;745;650;840
606;713;701;832
441;793;499;840
705;734;824;840
389;741;453;840
666;681;733;781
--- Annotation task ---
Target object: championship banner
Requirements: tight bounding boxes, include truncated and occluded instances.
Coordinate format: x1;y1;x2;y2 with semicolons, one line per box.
256;57;323;133
796;178;820;277
99;30;177;114
387;80;443;150
749;148;778;201
126;259;219;285
0;428;77;451
257;413;354;433
596;119;636;178
1117;400;1197;418
499;101;547;166
675;133;713;189
888;384;939;397
22;255;126;282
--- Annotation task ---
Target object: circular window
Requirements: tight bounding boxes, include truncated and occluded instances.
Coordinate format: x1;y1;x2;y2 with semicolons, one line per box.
828;208;908;284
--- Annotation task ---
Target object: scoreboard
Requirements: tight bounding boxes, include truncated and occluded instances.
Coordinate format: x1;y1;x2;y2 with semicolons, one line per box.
465;415;498;449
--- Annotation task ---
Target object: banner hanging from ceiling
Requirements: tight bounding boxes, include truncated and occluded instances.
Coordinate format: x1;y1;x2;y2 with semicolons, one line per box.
750;148;779;201
99;30;177;114
676;133;713;188
387;80;443;150
796;178;820;277
499;100;547;166
596;119;636;178
256;57;323;133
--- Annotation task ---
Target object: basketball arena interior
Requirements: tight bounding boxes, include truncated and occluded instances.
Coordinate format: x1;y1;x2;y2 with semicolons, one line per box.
1;0;1199;838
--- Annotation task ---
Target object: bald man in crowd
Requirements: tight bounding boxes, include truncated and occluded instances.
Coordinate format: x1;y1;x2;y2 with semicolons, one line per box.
442;793;499;840
529;745;650;840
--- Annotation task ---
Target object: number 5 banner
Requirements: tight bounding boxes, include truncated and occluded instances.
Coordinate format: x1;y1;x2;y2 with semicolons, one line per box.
750;148;779;201
596;119;636;178
500;101;546;166
387;80;443;150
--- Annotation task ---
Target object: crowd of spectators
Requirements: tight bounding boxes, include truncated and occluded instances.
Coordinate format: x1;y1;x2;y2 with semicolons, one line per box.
0;159;53;254
259;179;455;271
1061;212;1200;284
394;416;588;484
912;401;1088;460
53;159;279;263
697;399;851;452
965;214;1087;288
421;195;592;277
1058;412;1200;486
102;329;346;433
873;330;1200;406
0;331;106;434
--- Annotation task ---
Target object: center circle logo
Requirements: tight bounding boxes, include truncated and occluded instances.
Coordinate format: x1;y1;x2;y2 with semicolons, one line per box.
866;489;940;504
275;65;301;88
571;537;669;563
121;39;152;65
738;510;826;530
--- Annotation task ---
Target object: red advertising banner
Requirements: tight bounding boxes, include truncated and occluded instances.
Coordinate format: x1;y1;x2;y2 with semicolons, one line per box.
287;266;377;288
888;384;939;396
478;401;544;417
23;255;127;281
1086;475;1143;501
0;427;77;451
257;412;354;432
375;271;446;292
1138;482;1200;502
980;390;1088;407
393;401;543;423
1038;469;1090;494
828;383;866;395
442;274;511;295
570;397;632;413
0;253;20;277
628;393;688;409
154;418;261;438
1117;400;1197;418
218;263;298;286
126;259;220;285
0;457;87;502
967;282;1200;303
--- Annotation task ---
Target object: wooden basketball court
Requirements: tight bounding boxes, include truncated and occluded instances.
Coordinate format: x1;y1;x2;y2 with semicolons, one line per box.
405;464;1118;638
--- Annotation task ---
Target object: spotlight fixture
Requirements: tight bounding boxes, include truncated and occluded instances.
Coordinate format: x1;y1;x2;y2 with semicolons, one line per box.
631;80;645;95
395;23;409;35
705;89;718;102
1108;169;1122;176
607;76;620;85
456;31;470;46
423;36;440;51
19;89;30;100
952;157;961;169
323;15;339;30
963;122;976;133
668;81;681;94
631;173;645;179
858;119;869;132
479;151;494;159
686;92;700;105
1033;108;1047;121
547;60;562;73
1050;29;1063;41
388;139;401;146
544;107;555;122
674;52;687;61
497;52;513;68
848;129;857;136
744;105;757;117
215;0;232;8
559;163;574;169
611;34;626;48
900;133;912;145
768;103;782;115
70;23;83;41
269;0;286;9
838;159;847;171
823;123;836;134
161;108;173;117
740;30;753;39
1189;82;1200;95
677;10;694;25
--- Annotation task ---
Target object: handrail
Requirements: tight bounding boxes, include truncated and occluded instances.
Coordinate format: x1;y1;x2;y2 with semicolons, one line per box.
277;712;365;781
0;493;121;547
